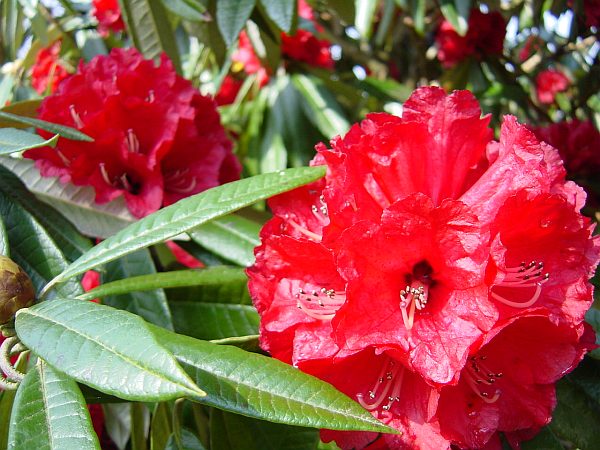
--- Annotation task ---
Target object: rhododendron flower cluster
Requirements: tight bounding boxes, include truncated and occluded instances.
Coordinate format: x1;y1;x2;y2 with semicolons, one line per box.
25;48;240;218
436;9;506;68
535;69;570;104
248;87;599;449
30;41;69;94
91;0;125;35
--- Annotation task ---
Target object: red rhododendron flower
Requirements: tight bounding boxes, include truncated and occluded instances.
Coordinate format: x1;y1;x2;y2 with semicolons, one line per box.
232;31;271;86
30;41;69;94
91;0;125;35
533;119;600;177
215;75;244;106
436;9;506;68
281;0;334;69
25;48;240;218
535;69;570;104
248;86;600;449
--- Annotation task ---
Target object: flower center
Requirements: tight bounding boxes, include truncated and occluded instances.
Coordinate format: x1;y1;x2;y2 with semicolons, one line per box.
295;286;345;320
399;261;435;330
356;357;404;413
464;355;502;404
491;260;549;308
164;168;198;194
284;192;328;242
69;104;84;128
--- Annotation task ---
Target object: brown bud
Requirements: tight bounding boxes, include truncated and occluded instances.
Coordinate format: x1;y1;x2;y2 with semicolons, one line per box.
0;256;35;324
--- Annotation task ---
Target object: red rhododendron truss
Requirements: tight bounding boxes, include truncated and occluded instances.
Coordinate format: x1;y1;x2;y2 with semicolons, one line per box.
25;48;240;218
247;86;600;449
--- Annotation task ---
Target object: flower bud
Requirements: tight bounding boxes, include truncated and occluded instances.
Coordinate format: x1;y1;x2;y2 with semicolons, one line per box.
0;256;35;324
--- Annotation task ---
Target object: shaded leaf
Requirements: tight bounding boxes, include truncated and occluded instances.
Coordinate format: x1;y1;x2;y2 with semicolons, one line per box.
259;0;295;32
0;214;7;256
15;298;206;402
103;248;174;330
150;402;172;450
165;428;206;450
44;166;326;294
216;0;256;46
189;214;260;267
161;0;207;21
119;0;181;71
210;409;318;450
0;157;135;239
440;0;471;36
130;403;149;450
103;403;132;450
354;0;377;39
0;163;92;262
0;100;42;128
151;326;397;433
8;361;100;450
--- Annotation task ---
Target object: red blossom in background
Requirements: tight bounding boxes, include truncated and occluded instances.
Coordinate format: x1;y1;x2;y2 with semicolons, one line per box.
91;0;125;35
533;119;600;177
535;69;570;104
30;41;69;94
215;75;244;106
25;48;240;218
436;9;506;68
584;0;600;28
248;87;600;449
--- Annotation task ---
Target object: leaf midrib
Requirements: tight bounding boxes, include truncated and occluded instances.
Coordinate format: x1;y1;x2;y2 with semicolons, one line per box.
20;308;199;397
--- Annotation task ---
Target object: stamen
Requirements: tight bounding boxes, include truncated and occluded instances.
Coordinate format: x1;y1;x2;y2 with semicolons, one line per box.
491;261;549;309
399;282;429;330
69;105;84;128
295;286;345;320
146;89;155;102
120;174;132;192
56;149;71;167
99;163;113;186
126;129;140;153
464;356;501;404
287;218;322;242
357;358;404;412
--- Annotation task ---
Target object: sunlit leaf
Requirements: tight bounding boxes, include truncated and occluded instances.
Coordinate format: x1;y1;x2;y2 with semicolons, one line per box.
0;129;58;154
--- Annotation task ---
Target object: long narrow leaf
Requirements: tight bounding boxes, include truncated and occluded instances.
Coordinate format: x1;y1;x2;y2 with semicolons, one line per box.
78;267;246;301
15;298;206;402
150;325;398;434
0;111;93;141
8;361;100;450
43;166;325;295
0;129;58;154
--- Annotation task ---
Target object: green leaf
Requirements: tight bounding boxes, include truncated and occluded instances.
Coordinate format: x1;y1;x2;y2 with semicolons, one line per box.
258;0;295;32
102;403;132;450
0;100;42;127
0;111;93;142
15;298;206;402
585;308;600;359
440;0;471;36
410;0;425;35
189;214;260;267
0;157;136;239
292;74;350;139
131;403;149;450
165;429;206;450
44;166;326;295
171;302;259;340
0;185;82;298
216;0;256;46
150;402;172;450
161;0;207;22
118;0;181;71
548;361;600;449
166;267;251;305
354;0;377;39
0;129;59;155
0;353;27;450
151;326;397;433
8;361;100;450
102;248;174;330
0;214;8;256
210;409;318;450
0;163;92;262
78;267;247;301
324;0;355;24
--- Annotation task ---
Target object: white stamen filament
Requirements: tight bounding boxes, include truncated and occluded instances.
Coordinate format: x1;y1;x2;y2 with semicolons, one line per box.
99;163;112;185
69;105;84;128
464;356;502;404
491;261;549;309
126;129;140;153
399;283;429;330
357;359;404;411
287;219;322;242
295;288;345;321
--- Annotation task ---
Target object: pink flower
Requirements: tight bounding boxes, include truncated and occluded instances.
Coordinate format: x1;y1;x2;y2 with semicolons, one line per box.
91;0;125;35
30;41;69;94
436;9;506;68
248;87;600;449
25;48;240;218
231;31;270;86
535;69;570;104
